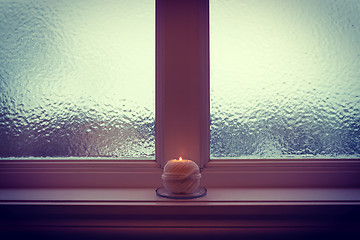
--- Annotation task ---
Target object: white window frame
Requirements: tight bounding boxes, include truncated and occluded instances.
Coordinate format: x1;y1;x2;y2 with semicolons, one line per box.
0;0;359;189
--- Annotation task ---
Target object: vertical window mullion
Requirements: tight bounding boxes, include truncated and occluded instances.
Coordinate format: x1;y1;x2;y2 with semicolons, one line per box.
156;0;209;168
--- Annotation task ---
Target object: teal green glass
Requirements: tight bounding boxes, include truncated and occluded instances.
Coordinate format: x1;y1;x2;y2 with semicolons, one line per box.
210;0;360;158
0;0;155;158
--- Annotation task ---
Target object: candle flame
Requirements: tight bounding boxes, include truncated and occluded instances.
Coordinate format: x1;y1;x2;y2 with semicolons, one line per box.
179;157;182;161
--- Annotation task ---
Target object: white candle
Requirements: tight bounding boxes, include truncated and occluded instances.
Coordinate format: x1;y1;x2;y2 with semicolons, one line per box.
162;157;201;194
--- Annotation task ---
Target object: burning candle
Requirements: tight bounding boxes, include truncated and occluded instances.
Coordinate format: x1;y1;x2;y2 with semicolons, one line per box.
162;157;201;194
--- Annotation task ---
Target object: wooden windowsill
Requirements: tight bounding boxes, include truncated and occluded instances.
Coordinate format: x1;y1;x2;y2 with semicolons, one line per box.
1;188;360;239
1;188;360;204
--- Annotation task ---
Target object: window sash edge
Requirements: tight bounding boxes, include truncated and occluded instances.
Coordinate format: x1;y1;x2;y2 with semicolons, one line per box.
0;159;162;188
1;159;359;188
202;159;360;188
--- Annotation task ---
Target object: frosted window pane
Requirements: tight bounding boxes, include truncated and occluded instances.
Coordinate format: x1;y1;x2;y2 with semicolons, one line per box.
0;0;155;158
210;0;360;158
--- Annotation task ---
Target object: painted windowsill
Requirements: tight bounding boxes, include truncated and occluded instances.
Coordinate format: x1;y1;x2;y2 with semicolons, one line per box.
1;188;360;239
1;188;360;204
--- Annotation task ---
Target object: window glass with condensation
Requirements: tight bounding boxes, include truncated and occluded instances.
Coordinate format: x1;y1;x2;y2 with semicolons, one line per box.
210;0;360;158
0;0;155;158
